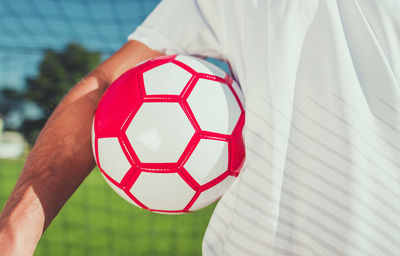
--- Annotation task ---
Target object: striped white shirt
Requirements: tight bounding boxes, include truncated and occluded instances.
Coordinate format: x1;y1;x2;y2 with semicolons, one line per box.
129;0;400;255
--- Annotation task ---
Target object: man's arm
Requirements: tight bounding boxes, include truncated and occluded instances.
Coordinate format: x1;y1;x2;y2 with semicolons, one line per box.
0;40;162;256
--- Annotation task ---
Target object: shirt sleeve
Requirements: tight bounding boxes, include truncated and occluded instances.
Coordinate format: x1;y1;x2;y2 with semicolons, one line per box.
128;0;224;60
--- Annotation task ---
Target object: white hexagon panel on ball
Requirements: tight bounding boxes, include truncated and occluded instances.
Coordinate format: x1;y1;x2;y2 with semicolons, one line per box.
97;137;131;183
184;138;229;185
125;102;195;163
187;79;241;135
190;176;236;211
142;62;192;95
175;55;227;78
102;174;141;208
130;172;196;211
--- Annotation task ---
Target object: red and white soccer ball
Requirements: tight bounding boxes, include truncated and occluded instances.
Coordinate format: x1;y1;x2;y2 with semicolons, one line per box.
92;55;245;214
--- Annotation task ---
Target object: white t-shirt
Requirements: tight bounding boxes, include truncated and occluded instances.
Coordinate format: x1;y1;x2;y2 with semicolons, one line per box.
129;0;400;255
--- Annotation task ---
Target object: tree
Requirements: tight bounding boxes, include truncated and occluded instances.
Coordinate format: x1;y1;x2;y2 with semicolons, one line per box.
0;88;24;116
0;87;26;130
21;43;101;144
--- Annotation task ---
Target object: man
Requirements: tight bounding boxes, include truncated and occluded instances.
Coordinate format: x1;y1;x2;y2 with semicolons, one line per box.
1;0;400;255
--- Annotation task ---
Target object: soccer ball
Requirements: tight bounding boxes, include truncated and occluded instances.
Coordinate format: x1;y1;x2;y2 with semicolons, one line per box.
92;55;245;214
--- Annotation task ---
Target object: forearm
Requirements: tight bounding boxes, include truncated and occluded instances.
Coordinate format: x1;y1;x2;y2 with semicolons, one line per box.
0;40;163;255
0;73;106;255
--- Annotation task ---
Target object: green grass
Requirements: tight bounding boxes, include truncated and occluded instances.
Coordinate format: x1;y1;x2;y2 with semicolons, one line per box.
0;158;215;256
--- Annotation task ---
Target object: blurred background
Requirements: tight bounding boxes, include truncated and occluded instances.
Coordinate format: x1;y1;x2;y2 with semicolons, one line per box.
0;0;227;255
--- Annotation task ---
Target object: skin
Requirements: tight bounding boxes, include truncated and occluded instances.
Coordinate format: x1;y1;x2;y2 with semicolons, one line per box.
0;40;162;256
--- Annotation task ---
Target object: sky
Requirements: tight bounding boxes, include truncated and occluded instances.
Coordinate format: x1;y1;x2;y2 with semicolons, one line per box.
0;0;160;127
0;0;160;90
